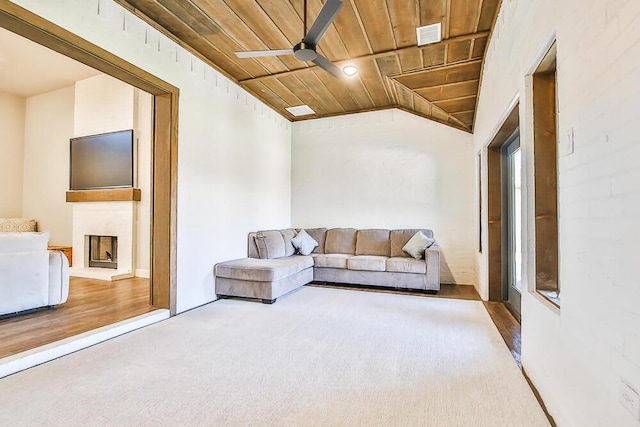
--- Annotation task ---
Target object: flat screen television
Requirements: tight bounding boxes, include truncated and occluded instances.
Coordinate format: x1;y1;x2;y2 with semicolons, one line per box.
69;129;134;190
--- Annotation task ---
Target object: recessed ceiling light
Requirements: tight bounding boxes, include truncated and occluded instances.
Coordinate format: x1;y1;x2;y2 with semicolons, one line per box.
416;23;442;46
343;65;358;76
286;105;315;117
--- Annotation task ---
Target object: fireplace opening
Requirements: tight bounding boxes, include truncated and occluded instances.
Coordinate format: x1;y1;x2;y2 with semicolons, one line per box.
88;235;118;269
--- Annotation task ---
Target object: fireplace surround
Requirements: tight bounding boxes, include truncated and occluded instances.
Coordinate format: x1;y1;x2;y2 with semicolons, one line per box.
68;192;138;281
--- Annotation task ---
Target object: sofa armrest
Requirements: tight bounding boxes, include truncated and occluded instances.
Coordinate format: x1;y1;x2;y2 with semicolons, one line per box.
425;243;440;291
48;250;70;305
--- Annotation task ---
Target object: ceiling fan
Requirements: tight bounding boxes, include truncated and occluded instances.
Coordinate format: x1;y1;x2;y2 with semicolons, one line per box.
234;0;345;79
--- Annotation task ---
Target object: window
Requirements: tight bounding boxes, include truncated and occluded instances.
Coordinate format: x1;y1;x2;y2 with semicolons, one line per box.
532;42;560;306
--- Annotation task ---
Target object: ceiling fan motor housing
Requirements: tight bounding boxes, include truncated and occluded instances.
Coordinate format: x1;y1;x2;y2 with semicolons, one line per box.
293;41;317;61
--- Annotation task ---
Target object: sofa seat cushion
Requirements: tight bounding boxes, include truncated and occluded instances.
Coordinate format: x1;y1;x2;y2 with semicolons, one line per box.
347;255;387;272
386;257;427;274
311;253;350;269
215;256;313;282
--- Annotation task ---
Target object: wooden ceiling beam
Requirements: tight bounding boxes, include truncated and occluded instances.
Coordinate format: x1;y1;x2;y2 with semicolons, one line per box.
393;79;469;130
238;30;489;84
433;94;477;104
387;59;482;80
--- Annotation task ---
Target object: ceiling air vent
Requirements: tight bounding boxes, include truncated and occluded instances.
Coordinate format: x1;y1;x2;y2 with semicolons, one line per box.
416;23;442;46
286;105;316;117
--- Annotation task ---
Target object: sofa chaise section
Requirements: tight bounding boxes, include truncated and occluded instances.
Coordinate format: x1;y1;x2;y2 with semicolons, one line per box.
215;247;313;304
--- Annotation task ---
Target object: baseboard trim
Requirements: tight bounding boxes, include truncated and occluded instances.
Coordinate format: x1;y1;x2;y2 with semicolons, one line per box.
0;309;169;379
135;269;150;278
523;368;557;427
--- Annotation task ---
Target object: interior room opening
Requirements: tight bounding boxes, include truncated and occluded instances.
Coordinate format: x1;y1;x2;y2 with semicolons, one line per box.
0;25;155;359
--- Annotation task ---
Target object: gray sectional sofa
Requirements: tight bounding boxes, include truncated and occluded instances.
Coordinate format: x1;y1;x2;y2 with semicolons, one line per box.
214;228;440;304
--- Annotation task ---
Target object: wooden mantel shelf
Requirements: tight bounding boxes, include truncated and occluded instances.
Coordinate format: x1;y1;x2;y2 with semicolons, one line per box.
66;188;141;202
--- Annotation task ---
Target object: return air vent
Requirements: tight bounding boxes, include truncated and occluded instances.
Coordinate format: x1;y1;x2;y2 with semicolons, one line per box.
416;23;442;46
286;105;316;117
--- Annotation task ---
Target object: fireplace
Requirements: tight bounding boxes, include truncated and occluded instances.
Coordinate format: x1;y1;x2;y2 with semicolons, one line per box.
88;235;118;269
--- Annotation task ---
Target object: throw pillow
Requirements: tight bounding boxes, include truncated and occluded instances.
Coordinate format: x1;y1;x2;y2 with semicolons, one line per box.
254;230;286;259
291;229;318;256
402;231;435;260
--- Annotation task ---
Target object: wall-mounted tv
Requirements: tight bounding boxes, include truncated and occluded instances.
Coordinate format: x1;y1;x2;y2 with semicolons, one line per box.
69;129;134;191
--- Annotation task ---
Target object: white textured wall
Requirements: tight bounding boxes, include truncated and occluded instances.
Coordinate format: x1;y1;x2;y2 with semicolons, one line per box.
11;0;292;312
73;74;152;277
292;109;475;285
74;74;134;136
474;0;640;425
0;92;25;217
22;86;74;244
135;90;152;277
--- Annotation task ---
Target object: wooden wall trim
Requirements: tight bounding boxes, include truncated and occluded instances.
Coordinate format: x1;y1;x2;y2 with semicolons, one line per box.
486;103;520;301
66;189;142;202
0;0;179;315
151;93;178;313
0;0;177;96
532;71;559;292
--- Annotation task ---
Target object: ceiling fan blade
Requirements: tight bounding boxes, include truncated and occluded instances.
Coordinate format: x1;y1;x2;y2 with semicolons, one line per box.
235;49;294;58
303;0;344;46
312;54;344;80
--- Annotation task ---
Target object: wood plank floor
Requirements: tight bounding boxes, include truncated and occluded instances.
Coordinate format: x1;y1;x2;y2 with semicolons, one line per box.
0;276;154;359
308;282;482;300
483;301;522;368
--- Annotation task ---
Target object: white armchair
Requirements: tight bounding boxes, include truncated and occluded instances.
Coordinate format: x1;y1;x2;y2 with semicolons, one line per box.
0;231;70;316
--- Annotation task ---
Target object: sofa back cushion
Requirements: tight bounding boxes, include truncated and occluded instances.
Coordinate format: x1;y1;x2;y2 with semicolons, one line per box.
0;231;50;315
0;231;49;253
280;229;296;257
325;228;357;254
305;228;328;254
390;229;434;258
355;229;390;256
0;218;37;232
248;232;260;258
254;230;286;259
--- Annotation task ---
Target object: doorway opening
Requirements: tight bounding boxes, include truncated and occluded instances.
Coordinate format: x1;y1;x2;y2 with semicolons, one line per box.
501;130;522;320
487;102;521;320
0;2;178;359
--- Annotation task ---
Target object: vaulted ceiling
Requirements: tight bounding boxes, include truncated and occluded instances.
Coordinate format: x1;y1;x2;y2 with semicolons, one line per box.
115;0;501;132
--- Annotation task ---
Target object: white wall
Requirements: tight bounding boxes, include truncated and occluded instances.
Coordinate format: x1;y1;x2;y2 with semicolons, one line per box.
73;74;152;277
474;1;640;425
135;90;152;277
292;109;475;285
11;0;292;312
22;86;74;244
74;74;135;136
0;92;25;217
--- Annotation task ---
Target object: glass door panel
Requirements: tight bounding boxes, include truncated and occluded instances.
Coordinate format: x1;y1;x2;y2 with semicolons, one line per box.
503;133;522;319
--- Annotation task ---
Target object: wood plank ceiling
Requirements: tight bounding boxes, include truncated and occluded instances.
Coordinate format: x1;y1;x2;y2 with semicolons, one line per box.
115;0;501;132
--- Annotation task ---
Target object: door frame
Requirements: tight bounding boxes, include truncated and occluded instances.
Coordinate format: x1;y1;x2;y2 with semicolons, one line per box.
0;0;179;314
501;130;522;319
487;103;520;302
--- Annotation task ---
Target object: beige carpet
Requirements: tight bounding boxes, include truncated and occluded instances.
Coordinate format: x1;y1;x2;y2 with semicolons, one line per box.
0;286;549;426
